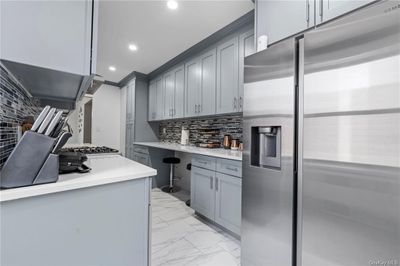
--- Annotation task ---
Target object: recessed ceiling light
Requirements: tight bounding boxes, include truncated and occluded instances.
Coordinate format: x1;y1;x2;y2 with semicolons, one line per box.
167;0;178;10
108;66;116;72
128;44;138;51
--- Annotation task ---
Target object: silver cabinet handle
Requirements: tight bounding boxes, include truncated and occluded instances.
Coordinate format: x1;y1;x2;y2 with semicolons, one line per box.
239;96;243;111
306;0;310;24
233;97;237;110
198;104;201;114
319;0;323;19
215;177;218;191
195;104;198;114
226;166;238;172
210;176;213;189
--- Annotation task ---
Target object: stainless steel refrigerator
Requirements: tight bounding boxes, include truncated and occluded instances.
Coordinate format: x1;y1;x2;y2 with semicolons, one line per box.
241;1;400;265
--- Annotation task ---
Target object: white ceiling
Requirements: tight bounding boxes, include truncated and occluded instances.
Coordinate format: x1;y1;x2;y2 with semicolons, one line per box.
97;0;254;82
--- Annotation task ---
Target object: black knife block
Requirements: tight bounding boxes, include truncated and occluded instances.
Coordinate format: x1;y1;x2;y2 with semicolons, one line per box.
0;131;59;189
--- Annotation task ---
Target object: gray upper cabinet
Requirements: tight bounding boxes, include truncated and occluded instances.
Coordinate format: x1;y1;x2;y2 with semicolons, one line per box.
217;36;239;114
148;81;157;121
163;65;185;119
173;65;185;118
0;0;97;76
215;172;242;235
255;0;375;47
163;71;175;119
149;24;254;121
185;58;200;117
239;29;255;112
155;77;164;120
256;0;314;46
199;49;217;116
185;49;216;118
316;0;376;24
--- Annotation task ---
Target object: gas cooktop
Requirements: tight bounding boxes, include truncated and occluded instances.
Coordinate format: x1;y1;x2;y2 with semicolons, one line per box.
60;146;119;155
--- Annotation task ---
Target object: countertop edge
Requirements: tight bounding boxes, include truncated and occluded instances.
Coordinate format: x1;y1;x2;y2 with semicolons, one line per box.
133;142;243;161
0;156;157;203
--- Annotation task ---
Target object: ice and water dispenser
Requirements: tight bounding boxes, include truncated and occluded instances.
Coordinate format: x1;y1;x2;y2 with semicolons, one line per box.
251;126;281;169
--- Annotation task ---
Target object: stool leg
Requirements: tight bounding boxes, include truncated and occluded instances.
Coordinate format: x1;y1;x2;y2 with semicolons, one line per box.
169;164;174;190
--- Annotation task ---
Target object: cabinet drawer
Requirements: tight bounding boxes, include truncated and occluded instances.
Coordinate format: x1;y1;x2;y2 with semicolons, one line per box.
216;158;242;177
192;155;216;171
133;145;149;155
134;152;150;166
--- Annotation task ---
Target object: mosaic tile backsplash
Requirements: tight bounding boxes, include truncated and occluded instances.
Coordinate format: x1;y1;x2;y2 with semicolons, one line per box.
159;114;243;146
0;65;40;168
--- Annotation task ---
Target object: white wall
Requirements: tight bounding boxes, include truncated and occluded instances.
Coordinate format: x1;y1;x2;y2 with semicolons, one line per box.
68;96;92;145
91;84;121;150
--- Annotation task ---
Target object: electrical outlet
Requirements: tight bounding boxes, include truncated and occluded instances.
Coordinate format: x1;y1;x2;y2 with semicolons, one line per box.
163;128;167;134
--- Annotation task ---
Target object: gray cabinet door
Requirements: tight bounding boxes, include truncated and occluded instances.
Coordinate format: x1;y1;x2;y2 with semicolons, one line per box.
0;1;94;75
217;36;239;114
126;84;134;123
125;122;134;159
256;0;313;46
155;77;164;120
185;58;200;117
173;65;185;118
191;166;216;220
148;80;157;121
215;172;242;235
199;49;216;116
317;0;375;24
239;29;255;112
163;71;174;119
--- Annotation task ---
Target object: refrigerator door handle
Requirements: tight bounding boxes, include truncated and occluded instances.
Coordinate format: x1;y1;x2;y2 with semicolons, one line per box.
210;176;213;190
319;0;323;20
297;38;305;266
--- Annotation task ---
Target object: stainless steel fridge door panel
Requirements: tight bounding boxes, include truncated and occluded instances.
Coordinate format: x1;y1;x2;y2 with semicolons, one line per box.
242;39;295;266
301;2;400;265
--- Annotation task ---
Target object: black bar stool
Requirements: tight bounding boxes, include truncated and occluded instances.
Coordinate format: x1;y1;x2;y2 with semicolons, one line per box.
161;157;181;193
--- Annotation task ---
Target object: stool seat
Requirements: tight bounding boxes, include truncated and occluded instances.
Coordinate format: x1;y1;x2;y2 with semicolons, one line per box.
163;157;181;164
161;157;181;193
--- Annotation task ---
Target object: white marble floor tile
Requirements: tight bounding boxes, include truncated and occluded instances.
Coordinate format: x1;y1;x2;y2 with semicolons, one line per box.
151;189;241;266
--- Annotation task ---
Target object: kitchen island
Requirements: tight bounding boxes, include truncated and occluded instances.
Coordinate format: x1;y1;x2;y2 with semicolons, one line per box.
0;154;156;266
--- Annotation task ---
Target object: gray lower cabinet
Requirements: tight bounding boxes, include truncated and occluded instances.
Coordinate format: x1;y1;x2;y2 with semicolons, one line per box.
215;172;242;235
0;178;151;266
216;36;239;114
191;166;216;220
191;155;242;235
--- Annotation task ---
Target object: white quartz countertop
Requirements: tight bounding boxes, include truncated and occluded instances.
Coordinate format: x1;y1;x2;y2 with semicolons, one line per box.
0;155;156;202
134;142;242;161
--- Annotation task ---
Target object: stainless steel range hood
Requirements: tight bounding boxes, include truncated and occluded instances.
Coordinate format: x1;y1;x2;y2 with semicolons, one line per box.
1;59;94;110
